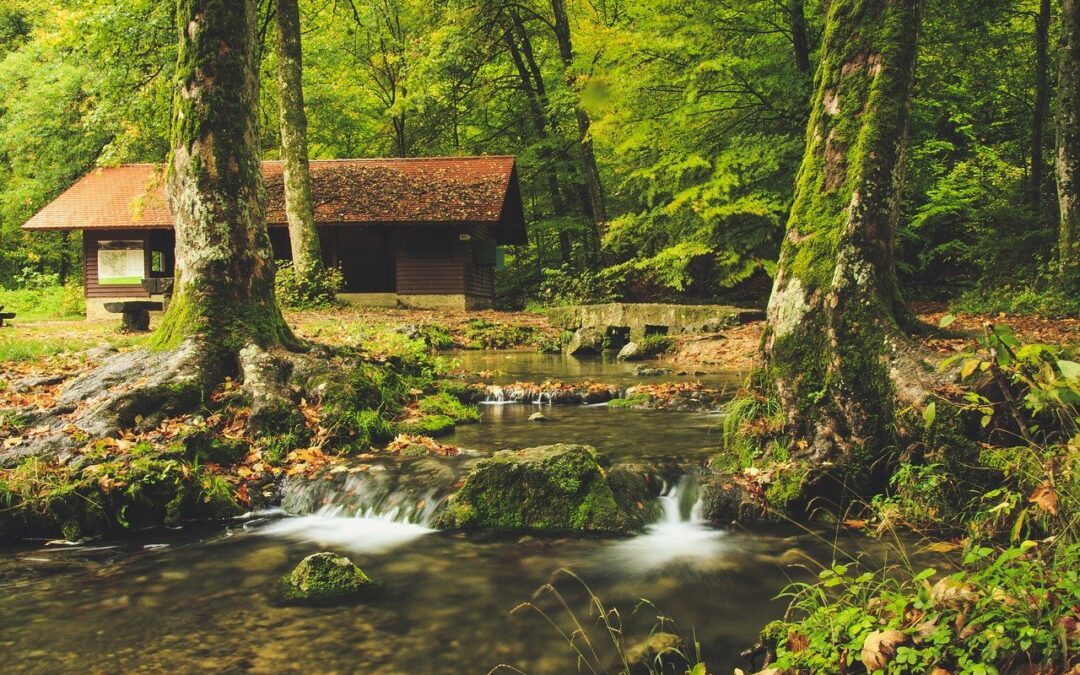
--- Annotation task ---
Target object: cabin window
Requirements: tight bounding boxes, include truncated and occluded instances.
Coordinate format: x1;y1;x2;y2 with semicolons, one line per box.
151;251;164;274
98;240;144;285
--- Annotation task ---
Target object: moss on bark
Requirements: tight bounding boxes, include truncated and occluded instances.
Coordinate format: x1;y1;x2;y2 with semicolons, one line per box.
733;0;931;513
154;0;294;355
274;0;323;276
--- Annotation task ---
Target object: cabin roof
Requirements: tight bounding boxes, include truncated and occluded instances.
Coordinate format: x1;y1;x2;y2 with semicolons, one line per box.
21;157;527;245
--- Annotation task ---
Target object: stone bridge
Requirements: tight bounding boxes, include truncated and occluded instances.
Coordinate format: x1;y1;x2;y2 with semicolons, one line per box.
546;303;763;344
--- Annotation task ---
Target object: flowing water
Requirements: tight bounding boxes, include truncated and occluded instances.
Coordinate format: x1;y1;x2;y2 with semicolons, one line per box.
0;352;881;673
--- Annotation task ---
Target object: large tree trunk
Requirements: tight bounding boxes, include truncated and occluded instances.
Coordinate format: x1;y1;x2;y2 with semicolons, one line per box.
275;0;324;276
154;0;292;355
550;0;606;246
1059;0;1080;290
762;0;925;463
1031;0;1051;209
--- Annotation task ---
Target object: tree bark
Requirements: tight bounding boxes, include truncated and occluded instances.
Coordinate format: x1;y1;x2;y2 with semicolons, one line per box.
155;0;292;353
789;0;812;74
550;0;606;245
502;12;573;264
1058;0;1080;290
275;0;324;276
762;0;925;463
1031;0;1051;208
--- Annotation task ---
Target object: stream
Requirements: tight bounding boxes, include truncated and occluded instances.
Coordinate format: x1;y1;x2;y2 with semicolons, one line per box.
0;352;880;673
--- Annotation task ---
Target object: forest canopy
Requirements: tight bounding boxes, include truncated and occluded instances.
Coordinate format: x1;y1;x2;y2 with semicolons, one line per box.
0;0;1073;314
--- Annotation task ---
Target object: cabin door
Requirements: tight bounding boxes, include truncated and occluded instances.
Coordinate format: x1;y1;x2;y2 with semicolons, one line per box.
333;227;394;293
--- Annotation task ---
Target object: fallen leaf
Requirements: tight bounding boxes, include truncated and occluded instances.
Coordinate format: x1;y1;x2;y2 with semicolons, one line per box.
861;629;905;671
1029;483;1059;516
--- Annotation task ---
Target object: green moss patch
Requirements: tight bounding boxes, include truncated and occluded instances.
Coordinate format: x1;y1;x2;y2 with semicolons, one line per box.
436;443;646;533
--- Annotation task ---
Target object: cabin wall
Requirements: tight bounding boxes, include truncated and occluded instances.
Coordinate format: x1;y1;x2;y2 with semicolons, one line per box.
83;229;177;320
80;223;499;319
394;227;466;296
463;223;495;308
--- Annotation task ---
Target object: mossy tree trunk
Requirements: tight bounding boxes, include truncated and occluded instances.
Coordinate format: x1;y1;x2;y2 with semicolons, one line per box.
154;0;292;356
1058;0;1080;291
275;0;324;277
761;0;925;465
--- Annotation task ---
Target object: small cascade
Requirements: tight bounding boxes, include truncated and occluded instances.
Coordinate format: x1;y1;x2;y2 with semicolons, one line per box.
604;475;727;573
474;382;619;405
258;462;459;553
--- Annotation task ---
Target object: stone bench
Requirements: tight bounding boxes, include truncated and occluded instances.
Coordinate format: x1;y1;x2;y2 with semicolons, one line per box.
0;305;13;327
104;301;164;332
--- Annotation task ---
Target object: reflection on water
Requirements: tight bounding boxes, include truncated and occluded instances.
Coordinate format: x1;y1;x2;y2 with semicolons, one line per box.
452;403;723;465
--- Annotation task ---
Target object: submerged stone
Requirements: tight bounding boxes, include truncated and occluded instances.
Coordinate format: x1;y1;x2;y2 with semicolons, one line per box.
435;443;645;533
624;631;685;668
280;552;373;604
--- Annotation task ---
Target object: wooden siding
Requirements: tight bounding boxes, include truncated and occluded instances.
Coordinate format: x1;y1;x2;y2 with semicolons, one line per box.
395;228;465;295
84;229;151;299
463;223;495;299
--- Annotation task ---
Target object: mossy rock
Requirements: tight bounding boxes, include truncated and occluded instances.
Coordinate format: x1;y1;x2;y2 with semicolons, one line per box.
397;414;456;438
607;464;664;523
179;428;250;465
280;552;373;604
435;443;644;533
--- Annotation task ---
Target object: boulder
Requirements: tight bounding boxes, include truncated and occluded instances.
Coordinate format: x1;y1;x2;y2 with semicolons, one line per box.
699;475;764;525
435;444;644;533
528;412;547;422
616;341;640;360
566;328;605;356
280;552;373;604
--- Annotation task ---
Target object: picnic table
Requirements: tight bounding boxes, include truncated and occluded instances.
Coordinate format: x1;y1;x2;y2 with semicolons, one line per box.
0;305;14;327
104;301;164;332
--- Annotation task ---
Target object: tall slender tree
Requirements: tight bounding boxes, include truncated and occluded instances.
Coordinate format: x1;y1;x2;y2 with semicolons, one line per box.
275;0;324;276
1031;0;1051;208
1059;0;1080;290
550;0;606;243
789;0;812;74
760;0;926;467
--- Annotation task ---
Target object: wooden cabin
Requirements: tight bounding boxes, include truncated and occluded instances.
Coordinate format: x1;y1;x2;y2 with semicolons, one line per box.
21;157;527;319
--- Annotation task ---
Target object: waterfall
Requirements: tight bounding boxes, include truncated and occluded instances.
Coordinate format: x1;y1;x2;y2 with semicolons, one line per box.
257;463;457;553
604;475;727;573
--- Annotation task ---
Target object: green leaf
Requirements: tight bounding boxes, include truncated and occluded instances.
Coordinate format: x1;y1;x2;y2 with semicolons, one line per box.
960;358;980;380
938;313;957;328
1057;360;1080;381
923;401;936;430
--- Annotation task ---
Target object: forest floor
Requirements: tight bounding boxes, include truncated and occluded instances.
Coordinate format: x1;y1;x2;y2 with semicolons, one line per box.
2;302;1078;375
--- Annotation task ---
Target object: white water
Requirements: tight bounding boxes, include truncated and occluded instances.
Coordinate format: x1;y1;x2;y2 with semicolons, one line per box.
257;473;441;554
604;476;728;574
259;507;435;554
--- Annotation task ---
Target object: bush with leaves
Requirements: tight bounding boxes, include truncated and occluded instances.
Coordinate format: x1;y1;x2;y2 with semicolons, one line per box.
767;541;1080;674
274;260;344;310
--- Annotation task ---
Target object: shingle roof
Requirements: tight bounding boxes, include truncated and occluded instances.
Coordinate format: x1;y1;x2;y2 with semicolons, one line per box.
22;157;527;244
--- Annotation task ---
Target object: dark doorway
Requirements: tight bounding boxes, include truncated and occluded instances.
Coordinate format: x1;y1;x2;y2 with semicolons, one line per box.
331;227;395;293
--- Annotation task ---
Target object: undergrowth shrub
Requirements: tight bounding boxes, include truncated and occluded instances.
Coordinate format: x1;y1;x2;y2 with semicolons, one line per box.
274;261;344;309
0;283;84;319
767;541;1080;674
